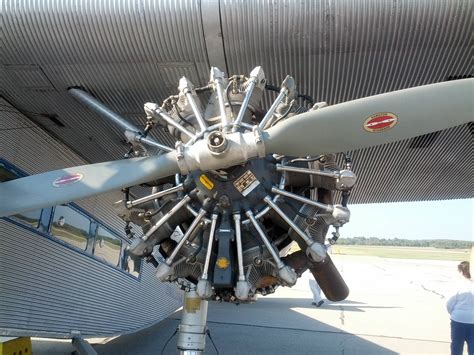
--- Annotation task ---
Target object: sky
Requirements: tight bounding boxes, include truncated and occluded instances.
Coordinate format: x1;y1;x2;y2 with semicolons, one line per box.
334;199;473;241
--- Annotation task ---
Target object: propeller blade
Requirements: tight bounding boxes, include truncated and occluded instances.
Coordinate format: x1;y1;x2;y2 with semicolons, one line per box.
309;255;349;302
0;152;179;217
263;79;473;157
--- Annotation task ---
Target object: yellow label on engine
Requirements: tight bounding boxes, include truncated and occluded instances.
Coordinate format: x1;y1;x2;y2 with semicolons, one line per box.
216;257;230;269
199;174;214;190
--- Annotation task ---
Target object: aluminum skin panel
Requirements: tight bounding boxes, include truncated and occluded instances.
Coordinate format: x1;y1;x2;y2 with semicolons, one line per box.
0;100;183;337
1;0;472;206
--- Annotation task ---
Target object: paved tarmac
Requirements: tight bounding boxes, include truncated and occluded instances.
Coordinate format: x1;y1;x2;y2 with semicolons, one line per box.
32;254;466;354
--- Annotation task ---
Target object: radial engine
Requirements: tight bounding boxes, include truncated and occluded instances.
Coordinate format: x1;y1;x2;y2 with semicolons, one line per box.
116;67;355;302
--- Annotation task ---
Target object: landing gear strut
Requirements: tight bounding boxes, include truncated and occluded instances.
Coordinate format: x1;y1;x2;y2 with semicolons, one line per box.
177;290;209;355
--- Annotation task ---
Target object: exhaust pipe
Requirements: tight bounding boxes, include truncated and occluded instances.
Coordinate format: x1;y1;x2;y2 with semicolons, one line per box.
309;254;349;301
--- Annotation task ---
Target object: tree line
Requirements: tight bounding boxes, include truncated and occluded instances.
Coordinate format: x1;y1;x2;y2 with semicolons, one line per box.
336;237;473;249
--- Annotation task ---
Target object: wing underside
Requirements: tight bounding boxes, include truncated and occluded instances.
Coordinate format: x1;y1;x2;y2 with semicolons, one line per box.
1;0;472;203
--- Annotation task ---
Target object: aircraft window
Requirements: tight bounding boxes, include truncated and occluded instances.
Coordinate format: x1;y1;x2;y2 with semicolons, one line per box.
122;247;142;277
10;210;42;229
1;160;132;271
94;226;122;266
0;164;43;228
51;205;90;250
0;165;18;182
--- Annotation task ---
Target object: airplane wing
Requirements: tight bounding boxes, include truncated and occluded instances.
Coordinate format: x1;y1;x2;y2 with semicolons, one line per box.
1;0;472;203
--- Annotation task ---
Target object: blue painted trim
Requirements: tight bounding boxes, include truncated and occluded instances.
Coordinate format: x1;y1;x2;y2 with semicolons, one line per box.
0;158;142;280
0;159;31;178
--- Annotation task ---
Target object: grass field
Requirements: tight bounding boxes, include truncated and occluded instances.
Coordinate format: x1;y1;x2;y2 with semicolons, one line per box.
331;245;472;261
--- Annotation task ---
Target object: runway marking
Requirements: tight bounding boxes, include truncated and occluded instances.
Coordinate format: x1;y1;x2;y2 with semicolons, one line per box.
371;263;387;272
339;306;345;326
420;284;445;299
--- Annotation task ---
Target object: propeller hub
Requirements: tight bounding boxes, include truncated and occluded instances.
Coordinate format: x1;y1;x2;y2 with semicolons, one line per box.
207;131;227;154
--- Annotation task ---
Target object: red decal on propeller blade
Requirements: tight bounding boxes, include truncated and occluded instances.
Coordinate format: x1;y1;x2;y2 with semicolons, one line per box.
52;173;83;187
363;113;398;132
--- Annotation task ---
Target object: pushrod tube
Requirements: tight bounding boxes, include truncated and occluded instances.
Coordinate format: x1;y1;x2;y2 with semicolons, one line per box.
233;213;245;280
258;89;287;129
154;109;196;139
276;164;340;178
200;214;218;280
142;195;192;241
232;80;257;130
185;92;207;132
246;209;284;269
127;184;184;208
263;196;312;245
271;186;334;213
166;208;207;263
215;81;228;127
140;137;173;152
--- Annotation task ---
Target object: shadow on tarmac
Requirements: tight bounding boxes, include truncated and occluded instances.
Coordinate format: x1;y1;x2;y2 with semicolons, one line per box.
94;297;398;355
262;297;401;313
